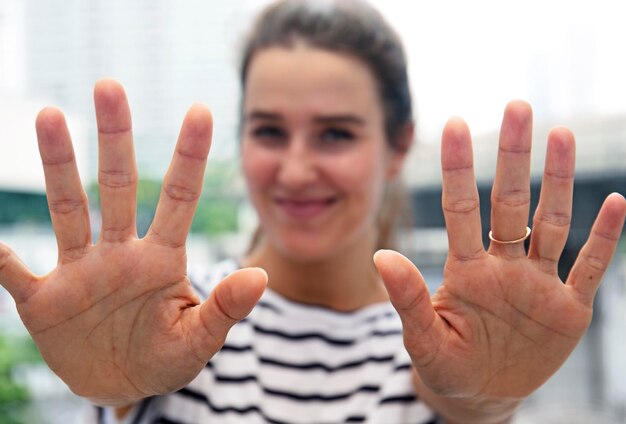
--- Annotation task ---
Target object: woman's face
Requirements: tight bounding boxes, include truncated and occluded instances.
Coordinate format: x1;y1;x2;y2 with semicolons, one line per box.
241;44;407;262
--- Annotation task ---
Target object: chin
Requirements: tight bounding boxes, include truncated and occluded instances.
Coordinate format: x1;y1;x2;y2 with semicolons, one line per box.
259;218;375;263
269;232;346;264
277;241;337;263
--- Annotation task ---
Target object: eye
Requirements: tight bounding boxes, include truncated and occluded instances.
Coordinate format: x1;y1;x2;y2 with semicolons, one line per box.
320;128;355;144
253;125;285;138
251;125;287;146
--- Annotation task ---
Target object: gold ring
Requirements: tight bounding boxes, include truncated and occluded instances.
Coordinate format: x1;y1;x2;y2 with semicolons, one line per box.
489;226;531;244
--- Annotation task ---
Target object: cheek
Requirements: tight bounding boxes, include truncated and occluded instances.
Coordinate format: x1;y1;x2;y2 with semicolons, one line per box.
329;148;387;209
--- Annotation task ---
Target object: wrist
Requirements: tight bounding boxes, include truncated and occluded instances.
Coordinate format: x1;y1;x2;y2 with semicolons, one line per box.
412;371;522;424
440;395;522;424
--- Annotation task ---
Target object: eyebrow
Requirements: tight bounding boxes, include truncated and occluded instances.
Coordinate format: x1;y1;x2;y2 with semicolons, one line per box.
245;111;283;122
245;110;365;126
314;115;365;126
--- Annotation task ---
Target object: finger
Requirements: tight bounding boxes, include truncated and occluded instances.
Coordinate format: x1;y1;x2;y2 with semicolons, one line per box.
489;101;532;257
567;193;626;306
188;267;267;360
36;108;91;262
528;127;575;273
441;118;484;260
373;249;447;368
0;243;38;303
147;105;212;248
94;79;138;242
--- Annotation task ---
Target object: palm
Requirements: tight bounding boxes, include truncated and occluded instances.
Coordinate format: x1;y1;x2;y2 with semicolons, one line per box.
0;80;266;406
375;101;626;400
425;255;587;397
20;241;196;401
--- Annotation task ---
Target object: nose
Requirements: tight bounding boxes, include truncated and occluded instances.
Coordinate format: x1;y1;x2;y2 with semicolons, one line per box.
277;136;318;190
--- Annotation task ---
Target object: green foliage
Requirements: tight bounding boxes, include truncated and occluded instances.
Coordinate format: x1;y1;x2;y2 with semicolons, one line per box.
192;160;242;236
136;179;162;236
0;335;43;423
191;197;240;236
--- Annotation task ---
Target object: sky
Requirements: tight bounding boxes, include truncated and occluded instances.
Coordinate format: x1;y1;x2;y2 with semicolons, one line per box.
367;0;626;141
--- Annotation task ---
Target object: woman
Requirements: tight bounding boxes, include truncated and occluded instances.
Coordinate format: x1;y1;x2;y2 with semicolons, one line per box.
1;0;625;423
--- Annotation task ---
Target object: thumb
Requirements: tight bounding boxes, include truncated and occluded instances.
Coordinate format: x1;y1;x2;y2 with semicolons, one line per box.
373;249;446;367
0;242;38;304
191;267;267;360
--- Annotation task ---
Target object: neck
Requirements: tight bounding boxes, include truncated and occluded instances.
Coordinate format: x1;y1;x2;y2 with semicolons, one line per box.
243;233;389;312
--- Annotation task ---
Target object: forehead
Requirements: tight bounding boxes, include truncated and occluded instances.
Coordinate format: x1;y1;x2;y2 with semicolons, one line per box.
244;45;383;121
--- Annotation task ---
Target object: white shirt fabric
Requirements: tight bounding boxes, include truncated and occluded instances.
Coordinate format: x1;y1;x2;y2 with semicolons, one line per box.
93;259;439;424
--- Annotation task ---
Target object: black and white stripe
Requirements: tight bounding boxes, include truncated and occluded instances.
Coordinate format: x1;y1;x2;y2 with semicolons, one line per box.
99;260;437;424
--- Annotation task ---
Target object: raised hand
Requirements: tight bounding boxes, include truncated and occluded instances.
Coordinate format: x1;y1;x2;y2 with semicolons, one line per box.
375;101;626;400
0;80;266;406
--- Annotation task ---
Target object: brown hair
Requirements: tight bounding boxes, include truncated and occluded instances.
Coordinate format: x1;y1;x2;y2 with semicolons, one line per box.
240;0;414;251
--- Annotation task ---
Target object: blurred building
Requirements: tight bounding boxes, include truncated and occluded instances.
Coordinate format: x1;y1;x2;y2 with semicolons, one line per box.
18;0;265;183
406;114;626;190
0;92;87;230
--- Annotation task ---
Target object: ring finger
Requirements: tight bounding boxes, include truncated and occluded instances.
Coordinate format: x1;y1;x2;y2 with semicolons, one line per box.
489;100;533;257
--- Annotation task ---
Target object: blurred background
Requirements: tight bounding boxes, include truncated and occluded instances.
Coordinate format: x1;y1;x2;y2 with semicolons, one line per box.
0;0;625;423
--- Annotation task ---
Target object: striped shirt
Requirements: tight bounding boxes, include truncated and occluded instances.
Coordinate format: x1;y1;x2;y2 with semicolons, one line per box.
97;260;438;424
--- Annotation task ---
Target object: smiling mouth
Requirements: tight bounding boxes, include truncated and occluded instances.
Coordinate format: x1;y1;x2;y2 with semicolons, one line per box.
274;197;338;219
